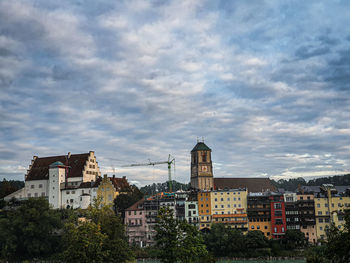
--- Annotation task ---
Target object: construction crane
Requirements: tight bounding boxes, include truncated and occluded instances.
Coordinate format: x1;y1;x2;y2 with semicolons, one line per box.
121;154;175;192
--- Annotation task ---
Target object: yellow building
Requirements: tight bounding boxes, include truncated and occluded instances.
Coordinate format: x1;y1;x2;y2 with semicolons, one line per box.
97;174;130;206
198;191;212;229
314;186;350;240
210;189;248;231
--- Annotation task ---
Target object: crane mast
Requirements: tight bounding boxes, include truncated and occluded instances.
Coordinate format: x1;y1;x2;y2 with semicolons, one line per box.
121;154;175;192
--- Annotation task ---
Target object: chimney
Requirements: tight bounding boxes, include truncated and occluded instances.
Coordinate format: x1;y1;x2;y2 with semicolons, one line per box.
67;152;71;159
113;174;115;179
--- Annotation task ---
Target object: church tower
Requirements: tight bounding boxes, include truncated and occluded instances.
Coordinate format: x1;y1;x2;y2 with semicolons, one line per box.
190;141;214;190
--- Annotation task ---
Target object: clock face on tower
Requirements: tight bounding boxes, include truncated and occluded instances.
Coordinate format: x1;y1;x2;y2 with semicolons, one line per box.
202;165;208;172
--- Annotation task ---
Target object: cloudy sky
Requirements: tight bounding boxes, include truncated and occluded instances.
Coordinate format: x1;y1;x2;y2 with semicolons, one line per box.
1;0;350;186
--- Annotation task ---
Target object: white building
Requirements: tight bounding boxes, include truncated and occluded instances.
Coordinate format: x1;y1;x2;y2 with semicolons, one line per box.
5;151;101;209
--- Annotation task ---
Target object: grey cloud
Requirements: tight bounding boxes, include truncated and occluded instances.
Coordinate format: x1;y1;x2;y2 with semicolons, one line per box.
295;45;331;60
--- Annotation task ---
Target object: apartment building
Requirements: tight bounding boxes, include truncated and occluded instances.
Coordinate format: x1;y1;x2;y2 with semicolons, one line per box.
270;193;287;239
210;189;248;231
297;192;316;243
198;191;212;230
248;193;272;239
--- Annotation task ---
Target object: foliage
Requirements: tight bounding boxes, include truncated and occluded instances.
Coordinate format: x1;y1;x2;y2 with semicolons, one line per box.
0;179;24;198
283;230;308;249
114;185;143;220
323;209;350;263
140;180;190;195
154;207;209;263
204;225;271;258
305;245;329;263
62;221;107;263
0;198;62;261
272;174;350;191
63;198;134;263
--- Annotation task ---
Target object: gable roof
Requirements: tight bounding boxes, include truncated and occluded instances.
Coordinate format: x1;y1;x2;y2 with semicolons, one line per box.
214;177;276;193
110;177;130;191
26;153;90;181
126;198;145;211
191;142;211;152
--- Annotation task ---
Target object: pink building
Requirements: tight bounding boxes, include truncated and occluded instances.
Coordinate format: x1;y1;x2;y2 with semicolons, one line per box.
125;199;147;247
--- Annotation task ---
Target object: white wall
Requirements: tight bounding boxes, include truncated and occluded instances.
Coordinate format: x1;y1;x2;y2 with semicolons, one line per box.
48;166;66;209
25;179;49;198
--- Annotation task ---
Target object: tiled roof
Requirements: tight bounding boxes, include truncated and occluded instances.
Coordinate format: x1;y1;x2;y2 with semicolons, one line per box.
126;198;145;211
26;153;90;181
191;142;211;152
110;177;130;191
214;177;276;193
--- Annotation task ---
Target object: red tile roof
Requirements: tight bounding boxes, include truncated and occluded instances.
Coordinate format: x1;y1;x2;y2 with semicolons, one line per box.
214;177;276;193
126;198;145;211
26;153;90;181
110;177;130;191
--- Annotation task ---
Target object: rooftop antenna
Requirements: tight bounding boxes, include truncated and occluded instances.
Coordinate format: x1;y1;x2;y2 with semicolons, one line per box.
197;137;199;143
202;136;204;142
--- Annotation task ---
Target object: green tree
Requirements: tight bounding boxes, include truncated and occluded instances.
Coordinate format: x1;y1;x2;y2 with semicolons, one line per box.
203;223;246;258
324;209;350;263
0;179;24;198
62;221;107;263
283;229;308;249
245;230;269;249
63;198;134;263
0;198;62;261
155;207;209;263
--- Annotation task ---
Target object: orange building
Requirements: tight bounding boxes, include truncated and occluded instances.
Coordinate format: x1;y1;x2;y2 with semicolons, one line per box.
198;191;212;229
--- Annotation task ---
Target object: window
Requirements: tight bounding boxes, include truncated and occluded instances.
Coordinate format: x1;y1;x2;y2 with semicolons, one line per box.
28;193;31;197
320;227;323;230
318;211;322;215
67;191;70;194
251;225;254;229
274;203;282;209
34;193;38;197
72;191;75;194
39;184;43;188
274;227;277;232
275;211;282;217
41;192;45;196
31;185;34;189
325;204;328;207
264;226;268;229
257;225;260;229
227;198;230;201
275;219;283;225
220;198;223;201
215;198;217;201
317;204;320;208
319;218;323;223
215;205;218;208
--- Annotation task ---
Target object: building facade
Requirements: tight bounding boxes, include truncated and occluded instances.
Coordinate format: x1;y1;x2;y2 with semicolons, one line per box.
270;193;287;239
190;142;214;190
248;193;272;239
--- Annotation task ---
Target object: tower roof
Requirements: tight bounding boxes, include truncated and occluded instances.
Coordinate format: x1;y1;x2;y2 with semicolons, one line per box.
49;161;65;167
191;142;211;152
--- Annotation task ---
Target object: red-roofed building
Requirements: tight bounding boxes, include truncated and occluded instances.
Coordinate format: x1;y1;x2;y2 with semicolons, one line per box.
4;151;102;209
